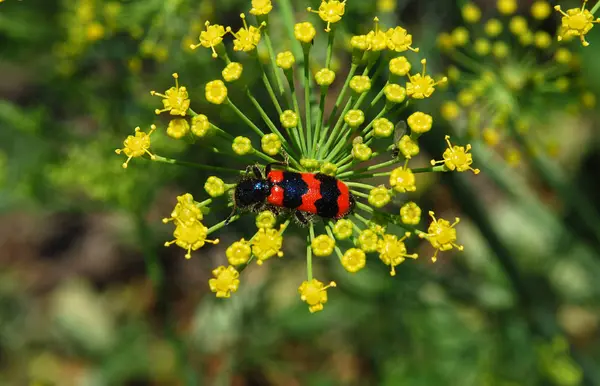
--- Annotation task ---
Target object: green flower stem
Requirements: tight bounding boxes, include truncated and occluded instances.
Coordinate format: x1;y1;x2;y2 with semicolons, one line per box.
260;69;284;116
325;225;344;263
262;27;285;95
311;87;328;158
346;165;446;179
307;224;315;280
353;212;371;226
278;0;303;64
326;29;335;69
227;98;266;137
335;154;354;169
337;158;397;179
355;201;374;214
207;215;239;235
196;198;212;207
319;97;354;158
152;155;241;173
448;49;488;74
252;149;283;165
350;189;369;199
591;1;600;14
346;181;376;190
285;70;308;155
324;63;358;131
369;82;388;109
304;50;313;155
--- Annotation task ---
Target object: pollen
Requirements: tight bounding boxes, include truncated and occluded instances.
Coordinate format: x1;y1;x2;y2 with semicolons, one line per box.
307;0;346;32
357;229;379;253
162;193;203;225
150;73;190;116
311;234;336;257
386;26;419;52
341;248;366;273
261;133;282;156
250;0;273;16
407;111;433;134
344;109;365;128
398;135;420;159
208;266;240;298
368;186;391;208
280;110;299;128
349;75;372;94
232;136;253;155
431;135;480;174
164;221;219;259
298;279;336;313
384;83;407;103
389;56;411;76
166;119;190;139
251;227;284;265
555;2;600;47
115;125;156;169
400;202;421;225
419;211;463;262
222;62;243;82
191;114;211;137
294;21;316;43
190;21;226;58
372;118;394;138
205;176;227;197
205;80;228;104
276;51;295;71
227;13;265;52
333;219;353;240
226;239;252;265
315;68;336;86
377;233;418;276
389;166;416;193
406;59;447;99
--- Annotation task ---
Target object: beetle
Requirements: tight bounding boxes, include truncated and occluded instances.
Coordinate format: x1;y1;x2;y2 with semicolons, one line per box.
226;163;355;225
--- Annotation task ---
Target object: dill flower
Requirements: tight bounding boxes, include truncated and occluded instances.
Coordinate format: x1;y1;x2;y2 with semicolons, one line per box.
119;1;476;311
555;1;600;46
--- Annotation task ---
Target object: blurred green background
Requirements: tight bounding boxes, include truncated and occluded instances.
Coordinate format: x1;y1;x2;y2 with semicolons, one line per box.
1;0;600;385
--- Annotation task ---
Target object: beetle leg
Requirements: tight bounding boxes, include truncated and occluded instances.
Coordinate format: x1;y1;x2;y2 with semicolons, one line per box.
294;211;309;226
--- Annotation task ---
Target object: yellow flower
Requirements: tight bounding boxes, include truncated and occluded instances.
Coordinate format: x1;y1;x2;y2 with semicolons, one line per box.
441;101;460;120
250;0;273;16
366;18;388;51
86;22;105;41
389;56;411;76
400;202;421;225
497;0;517;15
115;125;156;168
165;221;219;259
191;114;210;137
398;135;419;159
205;176;226;197
457;89;476;106
451;27;470;46
276;51;295;70
280;110;299;128
352;143;372;161
232;136;253;155
389;167;416;193
311;234;335;256
485;19;503;37
357;229;379;253
190;21;226;58
431;135;480;174
151;73;190;116
407;111;433;134
251;227;284;265
384;83;407;103
509;16;528;36
320;162;338;176
341;248;366;273
350;34;369;51
222;62;243;82
294;21;316;43
162;193;203;225
406;59;447;99
344;109;365;128
582;91;596;108
377;233;417;276
208;266;240;298
308;0;346;32
226;239;251;265
386;26;419;52
166;119;190;139
333;219;353;240
492;41;509;59
482;127;501;147
205;80;228;104
534;31;552;49
227;13;265;52
368;186;391;208
349;75;371;94
474;38;491;55
372;117;394;138
256;211;277;229
462;2;481;23
419;211;463;262
315;68;336;86
531;1;552;20
554;48;573;64
261;133;282;156
301;158;320;170
555;3;600;47
298;279;336;313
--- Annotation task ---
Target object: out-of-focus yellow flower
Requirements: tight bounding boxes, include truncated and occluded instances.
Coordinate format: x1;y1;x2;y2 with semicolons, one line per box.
497;0;517;15
276;51;295;70
398;135;420;159
462;2;482;23
531;1;552;20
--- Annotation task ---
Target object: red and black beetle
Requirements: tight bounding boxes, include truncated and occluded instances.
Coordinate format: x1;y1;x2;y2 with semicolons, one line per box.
227;163;355;224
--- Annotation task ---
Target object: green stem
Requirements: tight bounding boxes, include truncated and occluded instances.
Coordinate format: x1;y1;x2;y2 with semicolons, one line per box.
263;27;285;94
319;97;354;158
591;1;600;15
324;63;358;132
152;155;241;173
227;98;266;137
326;29;335;69
304;50;313;155
312;87;328;158
346;181;376;190
307;224;315;280
278;0;303;63
261;70;283;116
286;71;308;155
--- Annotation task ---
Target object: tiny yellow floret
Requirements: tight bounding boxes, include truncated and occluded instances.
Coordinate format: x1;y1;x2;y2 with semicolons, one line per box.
162;193;203;225
250;0;273;16
209;266;240;298
226;239;252;265
462;2;482;23
298;279;336;313
349;75;372;94
389;56;411;76
352;143;373;161
386;26;419;52
384;83;407;103
115;125;156;168
311;234;335;257
151;73;190;116
377;233;417;276
341;248;366;273
205;80;228;104
191;114;211;137
256;211;277;229
222;62;243;82
431;135;480;174
398;135;420;159
407;59;447;99
441;101;460;120
555;2;600;47
368;186;391;208
280;110;299;128
407;111;433;134
315;68;336;86
485;19;503;37
357;229;379;253
164;221;219;259
497;0;517;15
261;133;282;156
166;119;190;139
190;21;226;58
294;21;317;43
372;117;394;138
451;27;470;46
389;167;416;193
232;136;253;155
333;219;353;240
400;202;421;225
307;0;346;32
531;1;552;20
251;227;284;265
419;211;463;262
344;109;365;128
205;176;226;197
227;13;265;52
276;51;295;70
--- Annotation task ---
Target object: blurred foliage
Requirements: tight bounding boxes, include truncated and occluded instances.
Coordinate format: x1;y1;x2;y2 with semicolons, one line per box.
0;0;599;385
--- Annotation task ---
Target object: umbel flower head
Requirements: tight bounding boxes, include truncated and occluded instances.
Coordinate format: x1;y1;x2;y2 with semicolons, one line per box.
439;0;597;165
117;0;476;313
